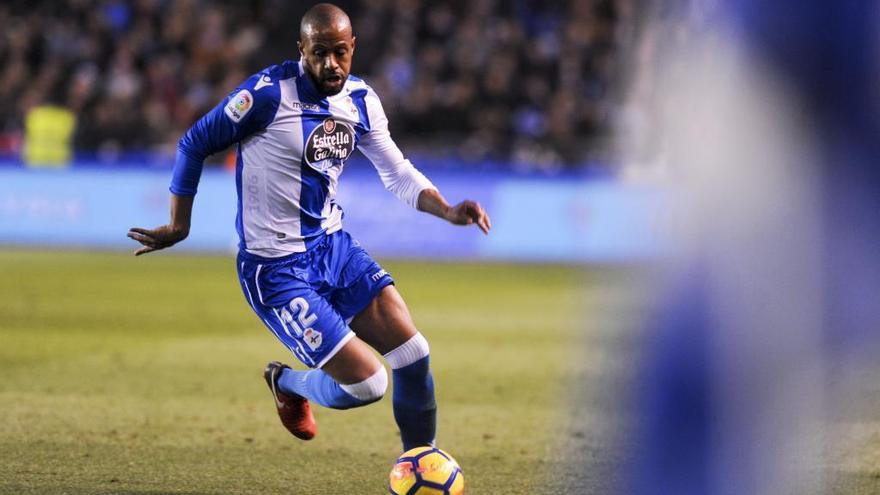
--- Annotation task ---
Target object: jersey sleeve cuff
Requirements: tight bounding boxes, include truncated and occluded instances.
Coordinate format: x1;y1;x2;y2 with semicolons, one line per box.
405;170;436;209
169;148;205;196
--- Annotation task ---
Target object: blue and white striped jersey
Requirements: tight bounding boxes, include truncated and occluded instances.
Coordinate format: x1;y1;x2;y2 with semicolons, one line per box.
170;60;435;258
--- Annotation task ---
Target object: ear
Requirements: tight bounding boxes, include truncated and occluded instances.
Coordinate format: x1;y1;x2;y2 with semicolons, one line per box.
297;40;304;58
351;36;357;54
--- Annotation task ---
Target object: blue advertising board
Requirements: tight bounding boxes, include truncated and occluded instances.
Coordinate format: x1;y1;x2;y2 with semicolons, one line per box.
0;166;671;262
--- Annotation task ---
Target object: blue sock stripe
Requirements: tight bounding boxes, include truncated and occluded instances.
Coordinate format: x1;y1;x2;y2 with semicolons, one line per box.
277;367;365;410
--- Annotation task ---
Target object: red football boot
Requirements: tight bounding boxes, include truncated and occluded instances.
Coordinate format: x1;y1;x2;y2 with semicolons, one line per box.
263;361;317;440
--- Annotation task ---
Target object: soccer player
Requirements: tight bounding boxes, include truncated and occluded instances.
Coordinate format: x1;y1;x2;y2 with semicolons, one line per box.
127;3;490;451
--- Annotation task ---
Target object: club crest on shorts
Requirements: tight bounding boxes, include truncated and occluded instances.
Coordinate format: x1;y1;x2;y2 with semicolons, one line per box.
303;328;323;351
304;118;355;172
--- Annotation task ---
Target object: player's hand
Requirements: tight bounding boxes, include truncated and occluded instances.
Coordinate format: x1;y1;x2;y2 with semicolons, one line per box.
126;224;189;256
445;200;492;235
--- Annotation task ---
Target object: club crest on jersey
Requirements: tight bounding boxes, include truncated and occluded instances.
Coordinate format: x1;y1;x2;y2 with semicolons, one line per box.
224;89;253;123
345;95;359;115
304;118;355;172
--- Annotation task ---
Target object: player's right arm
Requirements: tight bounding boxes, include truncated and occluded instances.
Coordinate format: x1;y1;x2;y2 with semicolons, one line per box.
128;73;281;255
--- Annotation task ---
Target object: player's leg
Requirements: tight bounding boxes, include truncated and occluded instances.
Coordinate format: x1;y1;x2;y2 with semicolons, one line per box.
350;286;437;450
273;334;387;410
349;284;417;353
238;257;387;439
263;335;386;440
328;231;437;449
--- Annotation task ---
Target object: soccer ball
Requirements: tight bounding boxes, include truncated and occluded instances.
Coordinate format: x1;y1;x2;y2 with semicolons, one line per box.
388;446;464;495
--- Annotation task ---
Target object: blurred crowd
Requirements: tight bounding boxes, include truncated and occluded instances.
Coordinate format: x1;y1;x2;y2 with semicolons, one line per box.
0;0;635;170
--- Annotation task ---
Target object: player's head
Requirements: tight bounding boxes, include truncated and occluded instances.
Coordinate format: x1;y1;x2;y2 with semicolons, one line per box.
298;3;356;96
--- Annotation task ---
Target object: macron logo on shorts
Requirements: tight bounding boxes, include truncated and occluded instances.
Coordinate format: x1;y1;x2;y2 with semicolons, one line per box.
371;269;388;282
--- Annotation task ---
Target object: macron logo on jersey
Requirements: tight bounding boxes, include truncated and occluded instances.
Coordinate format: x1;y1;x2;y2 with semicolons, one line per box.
254;75;273;91
224;89;253;123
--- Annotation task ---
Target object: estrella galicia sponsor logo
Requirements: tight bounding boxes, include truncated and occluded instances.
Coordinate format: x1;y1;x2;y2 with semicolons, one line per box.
304;118;355;171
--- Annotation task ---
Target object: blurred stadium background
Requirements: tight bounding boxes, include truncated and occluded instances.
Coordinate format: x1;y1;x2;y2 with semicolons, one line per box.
0;0;634;169
2;1;879;494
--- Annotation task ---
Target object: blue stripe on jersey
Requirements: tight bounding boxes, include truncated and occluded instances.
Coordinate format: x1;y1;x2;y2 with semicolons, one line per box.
300;160;329;247
295;73;334;248
235;144;245;250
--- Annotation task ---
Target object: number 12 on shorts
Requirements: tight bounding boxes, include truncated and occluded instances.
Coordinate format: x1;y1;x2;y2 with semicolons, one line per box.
279;297;318;338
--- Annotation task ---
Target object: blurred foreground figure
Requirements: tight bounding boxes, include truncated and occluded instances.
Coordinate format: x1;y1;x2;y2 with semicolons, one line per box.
128;3;490;451
631;1;880;494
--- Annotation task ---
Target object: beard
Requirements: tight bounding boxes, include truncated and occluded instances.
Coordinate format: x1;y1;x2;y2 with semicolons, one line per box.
318;73;346;96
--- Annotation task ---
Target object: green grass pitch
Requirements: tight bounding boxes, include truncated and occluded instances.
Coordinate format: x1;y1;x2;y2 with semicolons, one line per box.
0;250;598;494
2;250;876;494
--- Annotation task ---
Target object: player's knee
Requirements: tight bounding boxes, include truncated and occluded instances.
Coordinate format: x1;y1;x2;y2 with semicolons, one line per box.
340;365;388;404
384;332;430;369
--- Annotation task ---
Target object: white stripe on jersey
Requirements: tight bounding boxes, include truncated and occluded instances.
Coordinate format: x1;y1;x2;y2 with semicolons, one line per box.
240;77;307;255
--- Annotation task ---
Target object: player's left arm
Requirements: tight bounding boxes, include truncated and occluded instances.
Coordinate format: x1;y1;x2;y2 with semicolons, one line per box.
416;188;491;235
357;89;491;235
